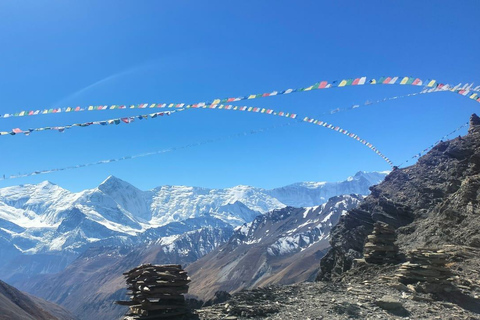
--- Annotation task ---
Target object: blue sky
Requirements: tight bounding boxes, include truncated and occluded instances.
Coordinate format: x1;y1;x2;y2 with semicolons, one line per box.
0;1;479;192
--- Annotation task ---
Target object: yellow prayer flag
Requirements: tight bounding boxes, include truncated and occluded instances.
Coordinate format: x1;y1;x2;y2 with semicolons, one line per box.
88;106;94;111
304;86;313;91
400;77;409;85
248;95;256;99
338;80;348;87
427;80;436;87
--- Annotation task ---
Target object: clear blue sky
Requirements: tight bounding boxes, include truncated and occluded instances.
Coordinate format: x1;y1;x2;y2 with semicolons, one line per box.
0;1;479;192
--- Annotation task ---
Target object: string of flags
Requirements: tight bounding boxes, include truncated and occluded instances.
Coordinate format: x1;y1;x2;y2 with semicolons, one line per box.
1;77;479;121
399;122;470;167
0;111;179;136
1;76;479;181
0;85;448;137
0;98;394;166
318;86;444;117
0;121;297;181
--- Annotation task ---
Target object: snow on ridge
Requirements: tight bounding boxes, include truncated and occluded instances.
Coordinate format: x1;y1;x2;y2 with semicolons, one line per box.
0;172;384;254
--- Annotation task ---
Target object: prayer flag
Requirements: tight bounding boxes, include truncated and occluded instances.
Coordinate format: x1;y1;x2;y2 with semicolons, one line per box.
412;78;422;86
389;77;398;84
318;81;328;89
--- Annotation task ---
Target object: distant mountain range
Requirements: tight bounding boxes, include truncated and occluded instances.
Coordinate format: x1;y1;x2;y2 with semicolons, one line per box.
0;171;387;319
0;171;387;282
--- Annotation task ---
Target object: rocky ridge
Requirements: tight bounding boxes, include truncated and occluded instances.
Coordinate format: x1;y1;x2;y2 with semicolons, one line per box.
186;195;363;302
318;113;480;281
0;280;76;320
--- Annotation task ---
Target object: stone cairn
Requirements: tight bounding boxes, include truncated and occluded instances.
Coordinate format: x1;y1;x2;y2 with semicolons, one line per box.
363;222;400;264
395;248;453;293
116;264;191;319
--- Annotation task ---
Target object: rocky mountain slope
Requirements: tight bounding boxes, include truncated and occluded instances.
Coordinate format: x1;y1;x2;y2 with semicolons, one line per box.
192;114;480;320
186;195;363;301
318;114;480;281
0;280;76;320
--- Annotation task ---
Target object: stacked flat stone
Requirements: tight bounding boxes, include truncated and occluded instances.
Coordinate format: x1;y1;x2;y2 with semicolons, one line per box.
363;222;399;264
395;248;453;293
116;264;190;319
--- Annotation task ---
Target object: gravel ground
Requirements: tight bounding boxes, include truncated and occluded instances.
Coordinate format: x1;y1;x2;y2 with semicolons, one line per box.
192;259;480;320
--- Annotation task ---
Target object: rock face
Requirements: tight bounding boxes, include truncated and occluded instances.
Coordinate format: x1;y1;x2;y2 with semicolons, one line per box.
317;114;480;281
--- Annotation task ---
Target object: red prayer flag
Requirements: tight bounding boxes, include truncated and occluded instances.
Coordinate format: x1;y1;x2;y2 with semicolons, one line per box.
318;81;328;89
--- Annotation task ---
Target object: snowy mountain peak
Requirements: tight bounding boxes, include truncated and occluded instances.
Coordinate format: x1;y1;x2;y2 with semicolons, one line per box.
350;171;390;185
36;180;57;188
98;175;138;192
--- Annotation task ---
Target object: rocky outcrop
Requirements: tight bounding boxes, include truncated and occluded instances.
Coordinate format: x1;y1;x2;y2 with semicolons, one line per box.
317;114;480;281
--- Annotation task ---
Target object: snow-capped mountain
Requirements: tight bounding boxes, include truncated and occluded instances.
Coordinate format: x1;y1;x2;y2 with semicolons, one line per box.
0;171;386;282
186;194;364;301
17;194;364;320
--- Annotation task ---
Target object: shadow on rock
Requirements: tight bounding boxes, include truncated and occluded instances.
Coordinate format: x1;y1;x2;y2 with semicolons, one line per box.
375;296;410;317
437;292;480;315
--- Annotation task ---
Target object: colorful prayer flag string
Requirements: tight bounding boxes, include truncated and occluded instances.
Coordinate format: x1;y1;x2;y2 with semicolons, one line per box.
1;77;478;120
0;110;179;136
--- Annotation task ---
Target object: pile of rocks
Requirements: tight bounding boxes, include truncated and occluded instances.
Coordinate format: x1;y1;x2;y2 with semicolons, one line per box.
116;264;191;319
395;248;453;293
363;222;400;264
